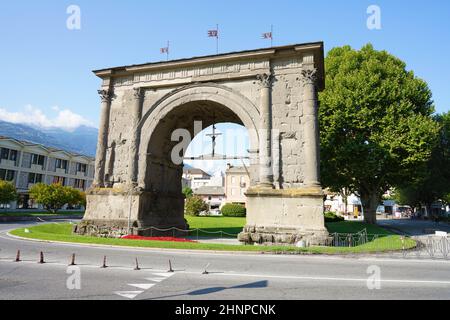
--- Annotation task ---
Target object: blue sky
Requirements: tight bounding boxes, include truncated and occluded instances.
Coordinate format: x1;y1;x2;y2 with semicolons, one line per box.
0;1;449;171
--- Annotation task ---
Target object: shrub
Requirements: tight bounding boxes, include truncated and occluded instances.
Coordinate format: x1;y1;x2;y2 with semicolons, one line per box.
29;183;85;214
185;196;208;216
0;180;17;208
221;203;246;217
182;187;193;199
324;211;345;223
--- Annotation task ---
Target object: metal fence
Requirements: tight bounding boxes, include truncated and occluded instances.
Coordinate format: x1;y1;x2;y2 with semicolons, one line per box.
134;226;449;259
136;226;239;239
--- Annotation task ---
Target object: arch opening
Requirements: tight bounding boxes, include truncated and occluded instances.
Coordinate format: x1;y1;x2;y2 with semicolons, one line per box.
137;99;256;230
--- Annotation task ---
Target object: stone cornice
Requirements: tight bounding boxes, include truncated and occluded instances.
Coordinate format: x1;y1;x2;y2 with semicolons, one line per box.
94;42;323;74
93;42;325;91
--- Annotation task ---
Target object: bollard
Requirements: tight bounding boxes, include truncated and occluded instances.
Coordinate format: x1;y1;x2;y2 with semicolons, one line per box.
202;263;210;275
134;257;141;271
69;253;76;266
101;255;107;268
168;259;174;273
38;251;45;264
15;250;21;262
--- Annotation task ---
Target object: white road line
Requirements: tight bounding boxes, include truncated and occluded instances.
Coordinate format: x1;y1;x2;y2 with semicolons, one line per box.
145;278;166;282
152;272;175;278
114;291;143;299
209;272;450;285
128;283;155;290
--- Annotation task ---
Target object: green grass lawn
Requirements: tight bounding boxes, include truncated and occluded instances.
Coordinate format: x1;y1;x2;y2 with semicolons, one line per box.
0;211;85;217
185;215;245;237
9;217;416;254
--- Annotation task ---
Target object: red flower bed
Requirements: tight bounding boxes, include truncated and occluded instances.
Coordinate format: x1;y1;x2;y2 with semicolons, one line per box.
121;235;197;243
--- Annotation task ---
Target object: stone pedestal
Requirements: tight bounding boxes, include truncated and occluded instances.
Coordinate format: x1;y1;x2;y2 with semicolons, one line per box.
76;187;188;238
238;187;330;246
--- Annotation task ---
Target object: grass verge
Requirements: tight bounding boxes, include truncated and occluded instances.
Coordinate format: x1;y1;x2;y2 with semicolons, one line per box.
0;211;84;217
9;221;416;254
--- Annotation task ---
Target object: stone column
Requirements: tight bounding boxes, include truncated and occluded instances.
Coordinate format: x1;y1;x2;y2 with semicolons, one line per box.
256;73;274;188
301;68;321;187
93;89;113;187
128;87;144;187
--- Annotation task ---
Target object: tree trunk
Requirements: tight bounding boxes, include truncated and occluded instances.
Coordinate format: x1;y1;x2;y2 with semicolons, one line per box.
360;189;381;225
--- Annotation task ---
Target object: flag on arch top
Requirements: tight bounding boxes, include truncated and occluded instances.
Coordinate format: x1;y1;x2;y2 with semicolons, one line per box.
262;32;272;39
208;29;218;37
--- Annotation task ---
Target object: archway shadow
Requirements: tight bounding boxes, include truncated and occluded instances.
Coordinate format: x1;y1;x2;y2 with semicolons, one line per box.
145;280;268;300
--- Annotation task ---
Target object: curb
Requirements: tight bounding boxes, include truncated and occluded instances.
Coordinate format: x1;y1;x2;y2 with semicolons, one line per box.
5;231;284;256
0;215;83;223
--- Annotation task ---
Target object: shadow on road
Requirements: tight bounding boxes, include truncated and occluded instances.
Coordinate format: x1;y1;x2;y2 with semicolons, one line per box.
145;280;268;300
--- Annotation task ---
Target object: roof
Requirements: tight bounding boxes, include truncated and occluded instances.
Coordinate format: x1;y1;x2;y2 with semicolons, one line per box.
93;42;325;90
194;186;225;196
0;135;95;161
183;167;211;177
226;166;247;174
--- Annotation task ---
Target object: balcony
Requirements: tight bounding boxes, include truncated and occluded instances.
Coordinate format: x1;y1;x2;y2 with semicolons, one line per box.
31;164;44;172
56;168;67;175
0;159;16;168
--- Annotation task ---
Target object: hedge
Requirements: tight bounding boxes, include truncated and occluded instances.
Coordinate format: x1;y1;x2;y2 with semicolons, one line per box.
324;211;345;223
221;203;247;217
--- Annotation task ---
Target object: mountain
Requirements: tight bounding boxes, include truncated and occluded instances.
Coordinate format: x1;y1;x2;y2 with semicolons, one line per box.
0;120;98;157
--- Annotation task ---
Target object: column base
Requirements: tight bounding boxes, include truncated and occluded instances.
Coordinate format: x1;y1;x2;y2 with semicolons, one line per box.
75;187;188;238
239;186;331;246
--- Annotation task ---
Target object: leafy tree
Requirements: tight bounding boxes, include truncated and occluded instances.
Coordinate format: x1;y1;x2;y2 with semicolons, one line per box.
66;188;86;209
0;180;17;209
394;112;450;215
182;187;193;199
319;44;439;224
29;183;78;214
184;195;208;216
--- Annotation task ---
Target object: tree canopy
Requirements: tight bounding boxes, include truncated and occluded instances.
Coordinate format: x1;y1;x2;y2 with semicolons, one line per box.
319;44;440;224
394;111;450;213
29;183;85;214
0;180;17;207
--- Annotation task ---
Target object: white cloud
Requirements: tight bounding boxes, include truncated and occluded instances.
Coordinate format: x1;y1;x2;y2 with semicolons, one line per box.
0;105;95;131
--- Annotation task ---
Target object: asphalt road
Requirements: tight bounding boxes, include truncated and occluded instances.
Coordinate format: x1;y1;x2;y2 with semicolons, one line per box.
0;221;449;300
378;218;450;236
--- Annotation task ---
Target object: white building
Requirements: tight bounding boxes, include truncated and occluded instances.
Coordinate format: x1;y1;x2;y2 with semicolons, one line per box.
182;167;224;190
0;136;95;210
224;164;250;206
193;186;225;212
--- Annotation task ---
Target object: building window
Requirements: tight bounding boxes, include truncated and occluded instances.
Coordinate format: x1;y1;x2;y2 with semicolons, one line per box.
55;159;68;170
231;176;236;184
0;169;15;181
0;148;18;161
31;154;45;166
76;163;87;173
53;176;65;185
74;179;85;189
28;173;43;184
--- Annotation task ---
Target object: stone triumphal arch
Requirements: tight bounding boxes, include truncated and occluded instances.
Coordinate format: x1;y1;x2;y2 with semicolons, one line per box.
77;42;330;245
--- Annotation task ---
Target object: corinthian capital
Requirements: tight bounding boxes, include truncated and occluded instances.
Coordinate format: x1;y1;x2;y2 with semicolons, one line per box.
98;89;113;103
300;68;318;86
256;73;273;88
133;87;145;100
